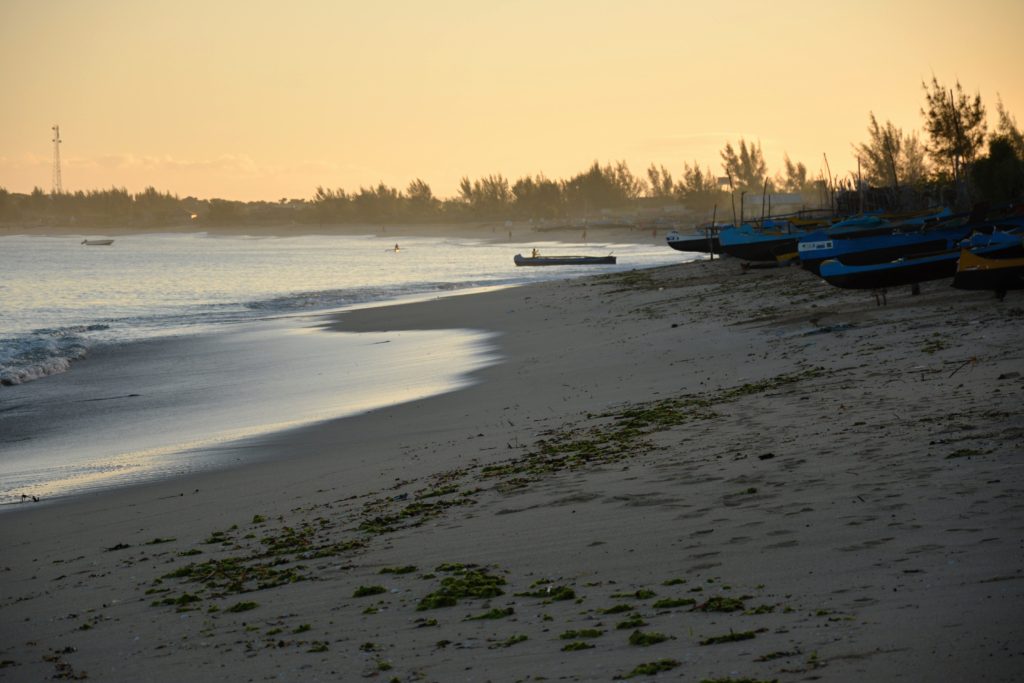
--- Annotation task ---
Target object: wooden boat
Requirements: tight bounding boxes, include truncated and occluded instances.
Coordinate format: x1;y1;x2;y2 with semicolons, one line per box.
796;208;956;273
819;230;1023;290
81;239;114;246
718;221;802;262
819;251;958;289
798;225;971;275
666;229;720;254
953;249;1024;297
514;253;616;266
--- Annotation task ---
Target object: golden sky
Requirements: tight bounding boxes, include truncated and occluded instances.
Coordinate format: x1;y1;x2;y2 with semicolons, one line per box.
1;0;1022;201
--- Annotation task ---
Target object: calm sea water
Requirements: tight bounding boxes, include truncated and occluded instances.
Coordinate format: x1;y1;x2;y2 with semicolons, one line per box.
0;232;688;385
0;232;692;503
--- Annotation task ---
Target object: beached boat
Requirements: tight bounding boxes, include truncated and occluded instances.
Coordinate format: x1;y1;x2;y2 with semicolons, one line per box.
666;229;720;254
81;239;114;246
798;224;971;275
953;249;1024;297
819;230;1023;290
514;253;616;266
796;208;956;273
819;251;958;289
718;221;802;262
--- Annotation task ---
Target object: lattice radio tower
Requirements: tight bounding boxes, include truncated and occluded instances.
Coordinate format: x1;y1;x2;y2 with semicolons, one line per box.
51;124;63;194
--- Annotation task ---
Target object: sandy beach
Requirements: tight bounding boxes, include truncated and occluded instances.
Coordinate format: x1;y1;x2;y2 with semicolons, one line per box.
1;257;1022;681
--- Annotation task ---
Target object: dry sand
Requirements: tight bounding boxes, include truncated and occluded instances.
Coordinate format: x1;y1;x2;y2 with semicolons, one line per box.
1;258;1022;682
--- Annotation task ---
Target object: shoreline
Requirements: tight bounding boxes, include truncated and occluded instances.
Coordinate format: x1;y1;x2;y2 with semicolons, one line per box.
1;259;1021;681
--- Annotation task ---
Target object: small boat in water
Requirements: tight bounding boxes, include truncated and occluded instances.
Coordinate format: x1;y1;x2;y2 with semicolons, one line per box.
514;252;616;266
81;239;114;246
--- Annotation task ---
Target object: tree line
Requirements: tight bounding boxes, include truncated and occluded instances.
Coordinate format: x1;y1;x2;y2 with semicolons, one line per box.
2;77;1021;228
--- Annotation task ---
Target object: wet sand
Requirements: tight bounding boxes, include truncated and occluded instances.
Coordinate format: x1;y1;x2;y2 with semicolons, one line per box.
1;258;1021;681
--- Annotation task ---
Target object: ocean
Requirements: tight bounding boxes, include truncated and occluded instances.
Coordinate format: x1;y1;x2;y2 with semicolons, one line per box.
0;232;692;505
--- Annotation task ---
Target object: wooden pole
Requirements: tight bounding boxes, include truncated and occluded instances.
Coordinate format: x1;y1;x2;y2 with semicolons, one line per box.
708;204;717;261
760;179;768;223
823;153;835;216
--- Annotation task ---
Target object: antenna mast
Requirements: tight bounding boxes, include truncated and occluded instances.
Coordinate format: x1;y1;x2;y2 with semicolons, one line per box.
51;124;63;194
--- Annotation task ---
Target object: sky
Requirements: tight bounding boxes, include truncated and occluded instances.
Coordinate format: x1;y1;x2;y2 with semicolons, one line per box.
1;0;1022;201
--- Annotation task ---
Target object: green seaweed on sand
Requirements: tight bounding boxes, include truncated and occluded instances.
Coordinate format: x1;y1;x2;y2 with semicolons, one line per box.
360;497;476;535
203;530;232;545
466;607;514;620
616;614;647;629
756;650;799;662
699;630;757;646
946;448;984;459
159;557;306;596
515;585;576;601
652;597;696;609
628;630;670;646
743;604;775;615
145;537;176;545
224;601;259;613
489;634;528;649
417;565;506;610
416;484;459;499
695;596;745;612
151;592;201;608
615;659;681;678
600;603;634;614
559;629;603;639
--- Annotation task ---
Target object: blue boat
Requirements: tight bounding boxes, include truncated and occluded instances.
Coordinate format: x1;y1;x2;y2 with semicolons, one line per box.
717;220;804;261
819;230;1023;289
798;225;971;275
797;208;955;273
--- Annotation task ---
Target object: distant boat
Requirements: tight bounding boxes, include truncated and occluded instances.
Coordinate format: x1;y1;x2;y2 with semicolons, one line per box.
81;239;114;246
514;253;616;266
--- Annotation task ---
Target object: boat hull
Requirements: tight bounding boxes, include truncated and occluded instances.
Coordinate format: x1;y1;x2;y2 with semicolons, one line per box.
718;226;799;262
819;252;958;289
666;231;720;254
953;250;1024;293
514;254;616;266
798;227;970;275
